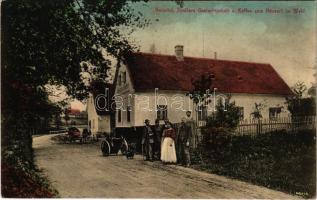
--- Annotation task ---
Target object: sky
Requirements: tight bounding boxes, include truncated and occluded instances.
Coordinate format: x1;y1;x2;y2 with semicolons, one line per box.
71;1;316;111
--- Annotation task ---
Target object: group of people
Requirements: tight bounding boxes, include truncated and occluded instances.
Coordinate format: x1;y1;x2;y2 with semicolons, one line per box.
141;111;193;167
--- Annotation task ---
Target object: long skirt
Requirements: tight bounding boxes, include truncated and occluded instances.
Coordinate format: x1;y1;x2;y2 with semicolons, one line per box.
160;137;177;163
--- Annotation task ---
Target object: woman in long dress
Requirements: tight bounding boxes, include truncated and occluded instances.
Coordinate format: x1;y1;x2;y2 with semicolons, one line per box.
160;122;177;164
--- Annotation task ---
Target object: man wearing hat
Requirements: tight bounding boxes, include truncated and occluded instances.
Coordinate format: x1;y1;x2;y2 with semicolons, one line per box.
141;119;155;161
154;119;163;160
185;110;195;147
176;117;192;166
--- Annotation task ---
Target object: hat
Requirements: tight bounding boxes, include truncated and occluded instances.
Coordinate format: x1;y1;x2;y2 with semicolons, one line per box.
144;119;150;123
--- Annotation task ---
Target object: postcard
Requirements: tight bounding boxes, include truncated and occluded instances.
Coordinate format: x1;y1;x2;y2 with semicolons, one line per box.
1;0;316;198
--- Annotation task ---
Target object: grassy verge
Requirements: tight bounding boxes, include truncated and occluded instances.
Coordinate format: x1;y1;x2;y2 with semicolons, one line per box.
192;129;316;198
1;146;59;198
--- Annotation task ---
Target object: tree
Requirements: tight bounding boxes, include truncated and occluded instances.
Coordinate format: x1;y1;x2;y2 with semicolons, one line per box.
187;74;213;124
308;85;316;97
292;81;307;98
286;82;315;117
188;74;213;104
250;101;266;120
188;74;242;164
206;96;241;130
1;0;148;164
202;97;241;160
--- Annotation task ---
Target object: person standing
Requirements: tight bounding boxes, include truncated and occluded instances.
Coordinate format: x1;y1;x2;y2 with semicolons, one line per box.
177;117;192;167
154;119;163;160
141;119;154;161
160;122;177;164
185;110;196;147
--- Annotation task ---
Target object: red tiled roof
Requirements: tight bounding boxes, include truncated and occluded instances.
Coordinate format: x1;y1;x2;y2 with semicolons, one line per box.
68;108;81;115
124;52;293;95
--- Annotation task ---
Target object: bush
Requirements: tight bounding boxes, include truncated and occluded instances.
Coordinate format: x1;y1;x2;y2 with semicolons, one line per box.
198;129;316;198
1;145;59;197
206;98;241;129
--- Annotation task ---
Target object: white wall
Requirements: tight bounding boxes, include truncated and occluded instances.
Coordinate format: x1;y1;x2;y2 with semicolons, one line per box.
230;93;290;120
114;63;136;127
114;62;196;127
87;94;111;135
115;94;134;128
114;63;135;96
115;90;290;127
132;91;193;126
116;90;195;127
114;61;290;128
98;115;111;133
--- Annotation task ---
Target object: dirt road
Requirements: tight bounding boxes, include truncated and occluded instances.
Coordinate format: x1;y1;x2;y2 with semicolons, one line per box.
33;134;298;198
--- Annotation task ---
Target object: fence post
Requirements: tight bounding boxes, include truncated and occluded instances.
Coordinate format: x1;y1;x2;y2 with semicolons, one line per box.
256;119;262;134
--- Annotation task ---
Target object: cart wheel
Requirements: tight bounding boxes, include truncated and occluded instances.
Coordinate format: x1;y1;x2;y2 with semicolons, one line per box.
120;138;128;155
101;140;110;156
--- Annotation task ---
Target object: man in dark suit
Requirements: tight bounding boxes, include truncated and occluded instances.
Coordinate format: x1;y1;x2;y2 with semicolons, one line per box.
177;117;192;166
154;119;163;160
141;119;155;161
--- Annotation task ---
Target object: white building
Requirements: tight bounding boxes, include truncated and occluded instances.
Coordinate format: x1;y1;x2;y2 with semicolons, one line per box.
87;82;115;135
113;45;293;128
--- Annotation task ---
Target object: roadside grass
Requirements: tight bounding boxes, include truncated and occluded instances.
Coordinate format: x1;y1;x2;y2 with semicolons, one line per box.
1;146;59;198
192;129;316;198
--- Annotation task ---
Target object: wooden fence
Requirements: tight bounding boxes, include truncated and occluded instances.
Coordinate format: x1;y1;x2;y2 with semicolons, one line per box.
156;116;316;150
235;116;316;136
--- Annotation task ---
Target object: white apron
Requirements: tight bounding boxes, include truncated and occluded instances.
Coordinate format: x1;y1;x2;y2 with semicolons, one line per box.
160;137;177;163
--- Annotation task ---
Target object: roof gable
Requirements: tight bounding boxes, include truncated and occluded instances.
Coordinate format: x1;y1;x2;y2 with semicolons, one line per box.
124;52;293;96
90;81;114;116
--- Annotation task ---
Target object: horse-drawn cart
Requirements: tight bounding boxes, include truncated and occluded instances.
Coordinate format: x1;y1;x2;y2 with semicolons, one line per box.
100;136;128;156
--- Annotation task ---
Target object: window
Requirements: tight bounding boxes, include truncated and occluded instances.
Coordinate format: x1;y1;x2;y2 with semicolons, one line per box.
117;109;121;122
237;107;244;120
198;105;207;121
122;72;126;84
127;106;131;122
269;107;281;120
157;105;167;120
92;119;95;129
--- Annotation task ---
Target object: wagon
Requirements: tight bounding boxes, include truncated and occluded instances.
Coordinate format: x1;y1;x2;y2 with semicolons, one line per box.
100;136;128;156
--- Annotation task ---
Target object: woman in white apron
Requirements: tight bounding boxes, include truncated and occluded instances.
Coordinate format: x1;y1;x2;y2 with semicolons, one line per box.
160;122;177;164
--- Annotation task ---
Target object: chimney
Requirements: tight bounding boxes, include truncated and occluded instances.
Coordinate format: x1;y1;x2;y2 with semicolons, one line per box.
174;45;184;61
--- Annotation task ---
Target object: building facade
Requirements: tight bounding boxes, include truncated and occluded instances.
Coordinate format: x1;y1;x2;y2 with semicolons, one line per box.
87;82;114;135
113;45;293;128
